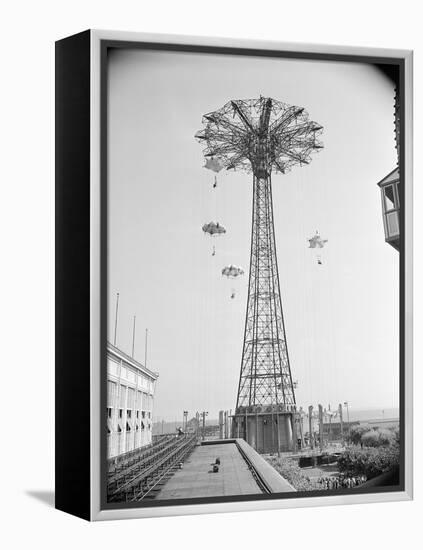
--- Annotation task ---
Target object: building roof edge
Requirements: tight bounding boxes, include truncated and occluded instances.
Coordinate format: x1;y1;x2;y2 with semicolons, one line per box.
106;341;159;380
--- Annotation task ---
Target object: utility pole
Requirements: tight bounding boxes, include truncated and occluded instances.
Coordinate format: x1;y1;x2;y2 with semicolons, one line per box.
229;409;232;438
328;404;332;444
219;411;224;439
338;403;344;439
308;405;314;449
318;404;324;451
224;411;228;439
344;401;350;445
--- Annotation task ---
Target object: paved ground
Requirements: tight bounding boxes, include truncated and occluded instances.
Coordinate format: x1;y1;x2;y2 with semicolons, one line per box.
156;443;263;500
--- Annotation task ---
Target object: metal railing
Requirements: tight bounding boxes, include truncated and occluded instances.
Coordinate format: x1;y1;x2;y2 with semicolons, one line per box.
107;434;197;502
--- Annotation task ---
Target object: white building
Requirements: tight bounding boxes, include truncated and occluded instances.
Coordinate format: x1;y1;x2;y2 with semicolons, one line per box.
107;342;158;458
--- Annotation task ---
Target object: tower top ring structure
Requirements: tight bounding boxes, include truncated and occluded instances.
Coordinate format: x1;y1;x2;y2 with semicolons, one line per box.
195;96;323;178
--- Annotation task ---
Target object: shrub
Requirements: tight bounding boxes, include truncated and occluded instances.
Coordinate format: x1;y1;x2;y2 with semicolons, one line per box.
392;426;400;446
361;430;380;447
347;425;371;447
348;425;398;448
361;429;394;448
264;456;323;492
378;428;396;446
337;446;400;479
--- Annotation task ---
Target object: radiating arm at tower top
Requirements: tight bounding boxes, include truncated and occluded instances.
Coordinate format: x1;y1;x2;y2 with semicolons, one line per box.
195;96;323;178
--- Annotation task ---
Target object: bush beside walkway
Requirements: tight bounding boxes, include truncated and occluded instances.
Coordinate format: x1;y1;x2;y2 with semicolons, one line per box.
263;455;324;492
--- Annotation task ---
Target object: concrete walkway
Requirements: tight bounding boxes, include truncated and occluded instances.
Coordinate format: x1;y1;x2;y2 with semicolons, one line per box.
156;442;263;500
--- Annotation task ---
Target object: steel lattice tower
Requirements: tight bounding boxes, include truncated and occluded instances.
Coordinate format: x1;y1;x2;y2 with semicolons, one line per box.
196;97;323;451
238;174;295;409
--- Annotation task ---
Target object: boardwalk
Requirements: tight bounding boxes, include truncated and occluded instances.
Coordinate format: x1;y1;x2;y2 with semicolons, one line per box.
156;442;263;500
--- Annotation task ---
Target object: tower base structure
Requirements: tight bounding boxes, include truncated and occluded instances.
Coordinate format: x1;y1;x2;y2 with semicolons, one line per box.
231;405;297;453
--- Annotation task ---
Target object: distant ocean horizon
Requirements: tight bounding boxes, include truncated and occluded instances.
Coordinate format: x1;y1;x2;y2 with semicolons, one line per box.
342;407;399;422
153;407;400;430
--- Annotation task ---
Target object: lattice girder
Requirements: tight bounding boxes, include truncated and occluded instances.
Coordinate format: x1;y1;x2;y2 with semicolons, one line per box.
236;174;296;409
196;97;323;178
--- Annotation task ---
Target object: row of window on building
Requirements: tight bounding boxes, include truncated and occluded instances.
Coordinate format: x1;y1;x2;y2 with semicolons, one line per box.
107;381;152;421
107;381;154;457
378;168;400;250
107;422;152;457
107;381;152;408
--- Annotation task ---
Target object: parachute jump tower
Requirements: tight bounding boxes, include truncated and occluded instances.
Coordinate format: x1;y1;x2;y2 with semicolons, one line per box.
196;97;323;452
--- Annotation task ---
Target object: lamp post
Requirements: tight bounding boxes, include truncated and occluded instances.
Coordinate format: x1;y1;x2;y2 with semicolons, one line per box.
195;411;200;438
344;401;350;445
183;410;188;433
338;403;344;439
201;411;208;441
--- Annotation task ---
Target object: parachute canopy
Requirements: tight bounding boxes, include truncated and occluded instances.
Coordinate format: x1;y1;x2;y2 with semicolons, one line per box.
308;231;328;249
202;221;226;236
222;264;244;278
204;157;224;173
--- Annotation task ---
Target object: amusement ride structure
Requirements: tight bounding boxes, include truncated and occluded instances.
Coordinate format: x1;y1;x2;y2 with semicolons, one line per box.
196;97;323;452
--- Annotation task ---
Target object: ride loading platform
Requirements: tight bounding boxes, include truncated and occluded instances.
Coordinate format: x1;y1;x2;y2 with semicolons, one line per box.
155;438;295;500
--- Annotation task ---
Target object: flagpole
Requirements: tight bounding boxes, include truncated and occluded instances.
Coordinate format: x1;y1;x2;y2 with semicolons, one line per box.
113;292;119;346
131;315;136;358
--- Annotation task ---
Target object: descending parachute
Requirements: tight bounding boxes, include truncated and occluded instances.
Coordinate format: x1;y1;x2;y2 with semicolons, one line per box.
307;230;328;265
221;264;244;299
204;156;223;173
221;265;244;278
203;156;223;188
202;221;226;236
308;231;328;248
202;221;226;256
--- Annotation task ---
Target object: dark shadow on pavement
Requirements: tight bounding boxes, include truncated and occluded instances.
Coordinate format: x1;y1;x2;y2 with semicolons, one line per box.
26;490;55;508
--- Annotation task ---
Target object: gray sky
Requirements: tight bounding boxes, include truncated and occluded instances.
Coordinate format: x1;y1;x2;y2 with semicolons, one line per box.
107;48;399;421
